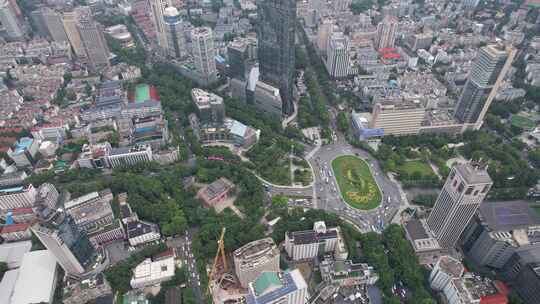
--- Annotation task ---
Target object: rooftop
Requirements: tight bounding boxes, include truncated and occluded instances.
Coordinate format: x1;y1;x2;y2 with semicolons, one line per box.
0;240;32;269
454;162;492;185
10;250;58;304
436;256;464;278
479;200;540;232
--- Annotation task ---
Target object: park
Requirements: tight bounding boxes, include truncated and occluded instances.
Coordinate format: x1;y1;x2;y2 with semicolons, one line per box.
331;155;382;210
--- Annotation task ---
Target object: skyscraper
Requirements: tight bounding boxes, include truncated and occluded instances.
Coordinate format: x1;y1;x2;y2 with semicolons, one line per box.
427;162;493;249
317;18;333;54
63;10;87;60
326;32;350;78
227;38;250;80
76;7;110;72
163;7;186;59
0;0;23;41
257;0;296;116
149;0;169;51
454;44;515;130
191;27;217;82
376;15;398;50
31;211;96;277
40;7;69;42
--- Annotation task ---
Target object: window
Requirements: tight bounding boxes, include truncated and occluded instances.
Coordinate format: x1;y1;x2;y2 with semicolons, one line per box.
473;190;479;196
458;182;465;193
481;184;490;193
465;187;474;195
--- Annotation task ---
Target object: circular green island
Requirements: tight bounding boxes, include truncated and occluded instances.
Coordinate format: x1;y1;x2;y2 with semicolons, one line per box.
331;155;382;210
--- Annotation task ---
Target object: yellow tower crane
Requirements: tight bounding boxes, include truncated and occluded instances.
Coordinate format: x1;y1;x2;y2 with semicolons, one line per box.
209;227;228;281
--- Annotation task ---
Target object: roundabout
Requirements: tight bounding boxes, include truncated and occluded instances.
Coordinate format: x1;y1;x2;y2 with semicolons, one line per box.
331;155;382;210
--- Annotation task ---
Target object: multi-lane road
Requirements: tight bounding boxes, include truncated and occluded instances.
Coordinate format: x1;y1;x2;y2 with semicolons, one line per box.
167;231;204;303
264;115;404;233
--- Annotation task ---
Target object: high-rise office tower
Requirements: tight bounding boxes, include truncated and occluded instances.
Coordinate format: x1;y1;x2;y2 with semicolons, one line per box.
454;44;515;130
0;0;23;41
427;162;493;249
163;7;186;59
40;7;69;42
191;27;217;81
76;7;110;72
257;0;296;116
149;0;170;50
317;18;333;54
227;38;249;80
326;32;350;78
376;15;398;50
63;10;87;60
31;211;96;277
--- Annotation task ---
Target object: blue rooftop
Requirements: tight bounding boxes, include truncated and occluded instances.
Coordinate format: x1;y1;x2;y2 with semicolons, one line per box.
0;186;24;194
246;272;298;304
14;137;33;154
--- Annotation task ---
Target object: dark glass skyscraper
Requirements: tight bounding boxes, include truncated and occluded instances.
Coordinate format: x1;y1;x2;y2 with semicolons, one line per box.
454;44;514;130
257;0;296;116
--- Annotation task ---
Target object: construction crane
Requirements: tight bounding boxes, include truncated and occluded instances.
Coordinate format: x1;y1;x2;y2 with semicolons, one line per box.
210;227;228;281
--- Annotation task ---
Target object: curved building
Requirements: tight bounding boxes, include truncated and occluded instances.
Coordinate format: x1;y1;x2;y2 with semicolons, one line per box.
234;237;280;288
163;6;186;59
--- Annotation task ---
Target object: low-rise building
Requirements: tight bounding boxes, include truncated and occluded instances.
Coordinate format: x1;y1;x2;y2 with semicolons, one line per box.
118;193;161;246
197;177;235;208
0;240;32;269
319;257;379;286
130;251;176;288
0;222;32;242
284;221;348;261
87;219;125;248
64;189;114;233
429;256;465;291
7;137;39;167
106;145;153;168
6;250;59;304
404;219;443;265
126;220;160;247
234;237;280;288
63;273;113;304
0;184;37;210
442;274;508;304
370;98;426;136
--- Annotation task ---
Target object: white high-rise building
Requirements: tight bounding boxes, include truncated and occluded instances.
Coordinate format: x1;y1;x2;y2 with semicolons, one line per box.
76;7;110;72
163;7;186;59
149;0;170;50
191;27;217;80
326;32;350;78
376;15;398;50
427;162;493;249
63;11;87;60
0;0;23;40
317;19;333;53
41;7;69;42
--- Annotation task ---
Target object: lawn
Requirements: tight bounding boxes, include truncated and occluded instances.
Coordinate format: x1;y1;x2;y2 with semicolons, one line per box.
331;155;381;210
511;115;536;131
397;160;436;176
533;206;540;218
